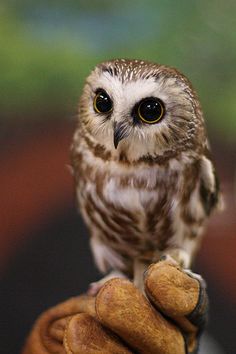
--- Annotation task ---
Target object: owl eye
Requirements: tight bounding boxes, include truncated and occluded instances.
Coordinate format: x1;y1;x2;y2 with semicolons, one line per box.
137;98;165;124
93;89;113;114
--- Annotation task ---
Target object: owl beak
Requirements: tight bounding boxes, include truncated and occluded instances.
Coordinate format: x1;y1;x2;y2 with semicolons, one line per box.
113;122;128;149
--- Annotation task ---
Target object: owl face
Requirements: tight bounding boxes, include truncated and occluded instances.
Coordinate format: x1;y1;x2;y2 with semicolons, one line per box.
79;59;205;160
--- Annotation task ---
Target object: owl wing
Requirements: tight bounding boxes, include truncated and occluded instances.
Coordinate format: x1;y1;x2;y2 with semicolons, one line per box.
199;154;221;216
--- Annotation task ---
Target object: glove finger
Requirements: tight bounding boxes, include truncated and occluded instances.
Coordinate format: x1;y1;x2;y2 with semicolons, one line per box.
144;260;208;326
144;260;208;352
64;313;132;354
96;278;186;354
22;295;96;354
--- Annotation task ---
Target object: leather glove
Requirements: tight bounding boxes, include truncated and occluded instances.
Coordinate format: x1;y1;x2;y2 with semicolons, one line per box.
22;260;208;353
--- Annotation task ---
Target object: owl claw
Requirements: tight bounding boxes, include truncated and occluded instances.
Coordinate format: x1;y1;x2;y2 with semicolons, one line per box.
87;270;127;296
183;269;205;285
87;282;103;296
159;254;179;266
161;249;191;269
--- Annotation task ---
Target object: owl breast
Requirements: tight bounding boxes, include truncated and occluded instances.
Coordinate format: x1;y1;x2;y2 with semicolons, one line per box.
73;138;204;274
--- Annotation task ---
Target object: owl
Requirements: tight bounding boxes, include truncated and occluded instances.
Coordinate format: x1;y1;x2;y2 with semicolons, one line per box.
71;59;221;293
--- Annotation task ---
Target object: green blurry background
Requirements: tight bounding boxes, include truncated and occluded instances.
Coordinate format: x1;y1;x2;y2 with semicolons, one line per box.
1;2;236;354
1;0;236;142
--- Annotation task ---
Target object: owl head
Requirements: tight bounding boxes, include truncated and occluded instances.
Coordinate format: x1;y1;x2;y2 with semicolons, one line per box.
78;59;206;161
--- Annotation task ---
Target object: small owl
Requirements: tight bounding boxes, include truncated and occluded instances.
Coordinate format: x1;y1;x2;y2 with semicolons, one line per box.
71;59;221;293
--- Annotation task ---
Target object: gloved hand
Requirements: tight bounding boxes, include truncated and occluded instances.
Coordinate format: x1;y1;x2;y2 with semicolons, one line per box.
22;260;208;354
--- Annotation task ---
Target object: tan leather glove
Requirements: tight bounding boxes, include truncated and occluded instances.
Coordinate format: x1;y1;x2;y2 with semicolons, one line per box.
22;260;208;354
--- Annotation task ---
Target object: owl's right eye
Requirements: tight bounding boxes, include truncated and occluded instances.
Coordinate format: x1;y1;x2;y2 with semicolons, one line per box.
93;90;113;114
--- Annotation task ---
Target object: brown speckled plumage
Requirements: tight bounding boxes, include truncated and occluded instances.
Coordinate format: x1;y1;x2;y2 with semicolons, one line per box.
71;59;221;287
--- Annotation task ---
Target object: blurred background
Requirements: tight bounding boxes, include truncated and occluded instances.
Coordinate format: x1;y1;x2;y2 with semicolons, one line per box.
0;1;235;353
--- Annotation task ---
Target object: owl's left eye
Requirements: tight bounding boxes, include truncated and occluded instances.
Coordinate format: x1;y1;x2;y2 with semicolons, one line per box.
93;89;113;114
137;97;165;124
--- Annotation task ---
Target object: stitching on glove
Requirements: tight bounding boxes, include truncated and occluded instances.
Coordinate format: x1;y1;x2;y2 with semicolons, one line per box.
186;278;208;331
182;331;190;354
182;331;201;354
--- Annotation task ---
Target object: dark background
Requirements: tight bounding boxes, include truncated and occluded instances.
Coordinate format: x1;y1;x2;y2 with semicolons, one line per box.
0;1;235;353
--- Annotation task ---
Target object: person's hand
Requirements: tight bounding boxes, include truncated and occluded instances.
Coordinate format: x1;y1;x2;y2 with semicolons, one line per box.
22;260;208;354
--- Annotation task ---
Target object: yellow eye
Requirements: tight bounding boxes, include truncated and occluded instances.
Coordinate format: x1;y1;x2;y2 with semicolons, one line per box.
137;97;165;124
93;90;113;114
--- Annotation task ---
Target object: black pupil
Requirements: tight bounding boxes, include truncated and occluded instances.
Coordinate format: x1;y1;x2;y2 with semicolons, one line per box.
95;91;112;113
139;99;163;122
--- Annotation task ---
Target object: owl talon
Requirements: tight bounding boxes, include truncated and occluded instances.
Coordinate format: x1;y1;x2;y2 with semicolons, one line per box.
161;249;191;269
87;270;127;296
183;269;205;285
159;255;167;261
159;254;179;266
87;282;103;296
